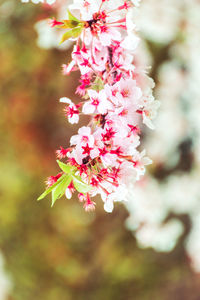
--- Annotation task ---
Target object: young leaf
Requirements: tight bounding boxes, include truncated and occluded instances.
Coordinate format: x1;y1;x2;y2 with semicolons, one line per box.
60;26;83;44
67;10;80;23
57;160;76;174
37;174;66;201
72;175;92;194
51;175;72;207
61;20;80;29
92;77;104;91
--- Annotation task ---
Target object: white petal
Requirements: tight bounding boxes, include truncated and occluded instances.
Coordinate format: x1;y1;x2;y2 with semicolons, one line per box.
60;97;72;104
104;200;114;213
70;135;79;146
65;188;72;199
82;102;95;114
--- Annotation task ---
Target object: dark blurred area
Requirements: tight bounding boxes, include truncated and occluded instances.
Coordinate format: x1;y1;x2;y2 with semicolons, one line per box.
1;1;200;299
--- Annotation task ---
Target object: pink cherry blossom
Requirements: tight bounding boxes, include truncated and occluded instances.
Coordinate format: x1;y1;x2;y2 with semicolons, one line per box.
60;97;80;124
82;89;113;115
36;0;159;213
70;126;94;147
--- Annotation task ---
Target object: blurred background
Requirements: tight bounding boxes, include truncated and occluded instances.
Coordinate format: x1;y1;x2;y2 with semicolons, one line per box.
0;0;200;299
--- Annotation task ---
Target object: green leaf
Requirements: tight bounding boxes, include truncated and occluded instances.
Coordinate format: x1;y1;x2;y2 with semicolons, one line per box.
56;160;76;174
72;175;92;194
60;26;83;44
67;10;80;22
51;175;72;207
92;77;104;91
37;174;66;201
62;20;80;29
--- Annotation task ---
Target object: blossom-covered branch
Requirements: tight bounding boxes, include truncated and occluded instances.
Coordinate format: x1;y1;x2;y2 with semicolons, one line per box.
26;0;159;212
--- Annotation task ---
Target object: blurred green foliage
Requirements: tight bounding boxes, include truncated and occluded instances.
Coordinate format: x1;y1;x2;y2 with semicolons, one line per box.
1;1;200;299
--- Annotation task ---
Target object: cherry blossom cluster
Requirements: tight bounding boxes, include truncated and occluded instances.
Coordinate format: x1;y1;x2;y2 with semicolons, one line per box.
33;0;159;212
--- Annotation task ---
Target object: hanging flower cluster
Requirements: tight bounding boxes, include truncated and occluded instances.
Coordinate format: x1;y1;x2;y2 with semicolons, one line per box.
34;0;159;213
